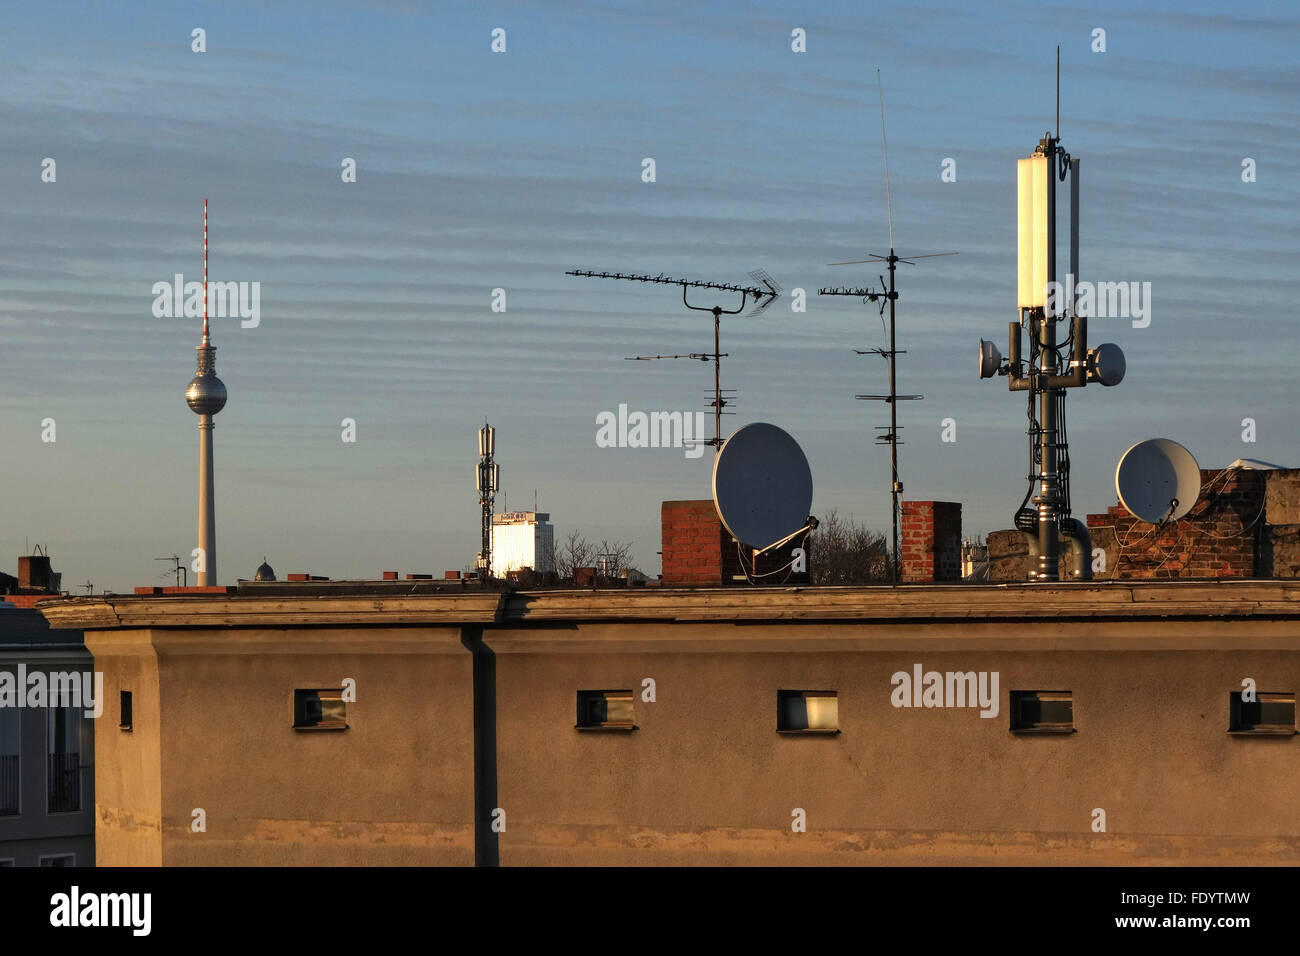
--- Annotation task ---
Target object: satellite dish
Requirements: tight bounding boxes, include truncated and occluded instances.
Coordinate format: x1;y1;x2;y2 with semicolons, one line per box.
712;423;814;551
1088;343;1126;387
978;339;1002;379
1115;438;1201;524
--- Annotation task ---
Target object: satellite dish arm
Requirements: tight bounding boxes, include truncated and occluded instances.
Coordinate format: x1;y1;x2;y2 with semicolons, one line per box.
753;516;819;558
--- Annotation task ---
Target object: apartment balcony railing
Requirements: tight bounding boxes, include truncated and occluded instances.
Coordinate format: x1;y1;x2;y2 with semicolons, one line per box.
47;752;80;813
0;754;17;815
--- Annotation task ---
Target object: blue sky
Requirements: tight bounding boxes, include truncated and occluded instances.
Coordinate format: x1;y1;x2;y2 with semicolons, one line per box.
1;0;1297;591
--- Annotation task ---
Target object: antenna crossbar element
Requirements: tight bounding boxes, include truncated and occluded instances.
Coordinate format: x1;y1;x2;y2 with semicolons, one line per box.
856;394;923;402
828;252;958;266
566;269;778;305
819;286;886;298
625;353;714;362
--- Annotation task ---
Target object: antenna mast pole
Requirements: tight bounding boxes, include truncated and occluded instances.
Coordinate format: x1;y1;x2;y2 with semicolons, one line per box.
822;72;956;584
977;45;1126;582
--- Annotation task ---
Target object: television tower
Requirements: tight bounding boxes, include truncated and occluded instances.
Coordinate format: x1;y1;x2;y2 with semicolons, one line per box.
184;199;227;585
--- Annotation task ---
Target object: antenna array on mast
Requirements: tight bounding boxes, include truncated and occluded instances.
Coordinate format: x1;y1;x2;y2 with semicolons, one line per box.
819;71;956;584
566;267;783;450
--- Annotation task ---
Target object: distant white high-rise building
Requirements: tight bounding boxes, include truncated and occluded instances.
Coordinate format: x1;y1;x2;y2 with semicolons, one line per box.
490;512;555;577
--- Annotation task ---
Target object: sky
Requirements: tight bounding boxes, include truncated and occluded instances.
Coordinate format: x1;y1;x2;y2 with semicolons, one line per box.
0;0;1297;592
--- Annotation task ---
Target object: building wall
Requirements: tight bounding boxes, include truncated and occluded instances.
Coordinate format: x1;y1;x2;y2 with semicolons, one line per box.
88;630;163;865
491;521;554;576
989;468;1300;581
0;646;96;867
47;583;1300;866
485;620;1300;865
84;625;475;866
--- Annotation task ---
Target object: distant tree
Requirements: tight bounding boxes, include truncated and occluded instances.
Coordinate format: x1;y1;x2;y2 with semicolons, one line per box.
810;510;891;585
550;531;595;583
548;533;635;584
595;539;635;579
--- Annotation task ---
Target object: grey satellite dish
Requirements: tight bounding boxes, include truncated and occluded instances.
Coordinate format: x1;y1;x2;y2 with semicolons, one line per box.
1088;342;1126;387
1115;438;1201;524
712;423;814;551
978;339;1002;379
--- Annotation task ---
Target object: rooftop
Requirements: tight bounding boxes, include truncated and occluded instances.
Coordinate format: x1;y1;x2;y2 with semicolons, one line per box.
36;578;1300;633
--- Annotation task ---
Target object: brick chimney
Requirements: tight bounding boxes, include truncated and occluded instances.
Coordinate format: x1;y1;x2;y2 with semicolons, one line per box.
901;501;962;583
661;500;726;586
662;499;812;586
18;555;54;592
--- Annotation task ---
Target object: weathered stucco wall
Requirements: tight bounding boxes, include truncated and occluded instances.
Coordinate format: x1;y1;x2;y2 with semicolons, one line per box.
83;629;162;866
487;620;1300;865
90;626;475;866
49;582;1300;866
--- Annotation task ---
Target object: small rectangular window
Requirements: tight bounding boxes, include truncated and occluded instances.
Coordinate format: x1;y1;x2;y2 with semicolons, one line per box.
39;854;75;867
119;691;133;732
0;859;14;867
293;689;347;731
777;690;839;734
1010;690;1075;733
576;690;635;731
1229;691;1296;735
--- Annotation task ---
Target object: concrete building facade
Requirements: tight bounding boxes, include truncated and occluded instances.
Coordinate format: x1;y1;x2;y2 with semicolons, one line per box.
39;579;1300;866
490;512;554;578
0;607;94;867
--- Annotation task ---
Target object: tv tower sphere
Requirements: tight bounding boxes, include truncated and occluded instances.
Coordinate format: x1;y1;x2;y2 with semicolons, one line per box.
186;362;227;415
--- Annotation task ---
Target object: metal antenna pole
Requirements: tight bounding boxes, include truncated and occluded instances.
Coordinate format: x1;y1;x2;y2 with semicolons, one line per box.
713;307;722;447
886;252;900;583
821;73;957;584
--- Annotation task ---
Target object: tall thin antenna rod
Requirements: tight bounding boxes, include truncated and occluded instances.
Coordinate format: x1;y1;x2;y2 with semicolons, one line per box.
877;70;894;251
825;72;956;585
202;197;209;345
1055;46;1060;140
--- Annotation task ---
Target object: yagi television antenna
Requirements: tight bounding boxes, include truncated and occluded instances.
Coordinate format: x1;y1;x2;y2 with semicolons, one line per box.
1115;439;1201;525
820;69;956;584
567;269;782;451
712;423;816;561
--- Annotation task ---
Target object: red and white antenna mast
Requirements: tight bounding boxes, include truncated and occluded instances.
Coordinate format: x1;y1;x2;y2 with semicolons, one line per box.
202;197;210;344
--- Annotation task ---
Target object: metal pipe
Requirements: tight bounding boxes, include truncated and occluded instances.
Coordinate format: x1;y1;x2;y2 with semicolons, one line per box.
888;252;900;585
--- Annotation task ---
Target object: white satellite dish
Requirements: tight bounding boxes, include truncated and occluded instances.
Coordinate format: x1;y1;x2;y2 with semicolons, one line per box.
712;423;814;552
1115;438;1201;524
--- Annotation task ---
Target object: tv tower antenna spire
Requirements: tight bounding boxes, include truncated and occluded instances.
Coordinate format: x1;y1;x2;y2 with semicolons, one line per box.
566;269;782;452
185;198;227;586
821;71;956;584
